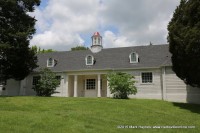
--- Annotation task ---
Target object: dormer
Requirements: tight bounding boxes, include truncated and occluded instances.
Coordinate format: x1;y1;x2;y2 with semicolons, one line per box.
85;55;94;65
91;32;103;53
47;58;55;67
129;52;139;63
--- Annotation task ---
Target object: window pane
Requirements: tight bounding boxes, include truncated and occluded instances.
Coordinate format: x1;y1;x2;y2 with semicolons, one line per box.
131;53;137;62
86;79;95;90
48;58;53;66
142;72;153;83
87;56;92;64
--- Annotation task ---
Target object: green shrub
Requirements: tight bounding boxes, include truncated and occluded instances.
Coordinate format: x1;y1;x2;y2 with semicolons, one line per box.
107;72;137;99
32;68;61;96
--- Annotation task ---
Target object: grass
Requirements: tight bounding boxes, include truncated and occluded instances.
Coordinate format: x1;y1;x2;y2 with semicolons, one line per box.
0;97;200;133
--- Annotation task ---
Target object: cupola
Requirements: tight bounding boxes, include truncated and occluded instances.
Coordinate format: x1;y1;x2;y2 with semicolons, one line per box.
90;32;103;53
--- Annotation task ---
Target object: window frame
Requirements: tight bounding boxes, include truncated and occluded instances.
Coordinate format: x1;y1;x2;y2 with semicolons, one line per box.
85;55;94;65
47;58;55;67
141;72;153;84
129;52;139;63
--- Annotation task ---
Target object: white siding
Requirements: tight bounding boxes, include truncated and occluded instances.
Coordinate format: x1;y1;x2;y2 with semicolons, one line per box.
127;69;162;100
0;85;7;96
5;79;20;96
165;67;200;104
25;75;37;95
4;67;200;104
52;73;67;97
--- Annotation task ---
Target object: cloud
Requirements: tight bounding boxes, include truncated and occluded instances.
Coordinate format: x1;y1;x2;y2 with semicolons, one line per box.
30;0;101;50
103;31;136;48
30;0;180;50
101;0;179;45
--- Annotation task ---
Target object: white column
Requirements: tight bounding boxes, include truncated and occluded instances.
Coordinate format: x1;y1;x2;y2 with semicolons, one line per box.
61;74;68;97
97;74;101;97
74;75;78;97
107;79;110;97
65;75;69;97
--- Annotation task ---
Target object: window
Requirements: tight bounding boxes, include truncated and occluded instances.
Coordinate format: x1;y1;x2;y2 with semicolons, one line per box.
47;58;54;67
86;55;94;65
55;76;61;85
129;52;138;63
94;38;97;44
86;79;95;90
32;76;41;85
141;72;153;83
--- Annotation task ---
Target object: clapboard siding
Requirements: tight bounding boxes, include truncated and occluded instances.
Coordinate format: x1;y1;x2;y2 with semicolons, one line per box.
25;75;37;95
128;69;162;99
165;67;187;102
52;73;63;97
5;79;20;96
165;67;200;104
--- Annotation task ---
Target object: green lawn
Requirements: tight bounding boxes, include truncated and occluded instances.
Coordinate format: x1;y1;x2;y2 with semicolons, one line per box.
0;97;200;133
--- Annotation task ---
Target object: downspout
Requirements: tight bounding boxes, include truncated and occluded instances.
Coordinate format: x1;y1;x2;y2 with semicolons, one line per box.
162;66;167;101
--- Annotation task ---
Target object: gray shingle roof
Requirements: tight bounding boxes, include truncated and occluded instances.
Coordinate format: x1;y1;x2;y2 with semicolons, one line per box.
35;44;172;72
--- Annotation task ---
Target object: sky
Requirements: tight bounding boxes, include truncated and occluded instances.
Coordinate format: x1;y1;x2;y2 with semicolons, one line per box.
29;0;180;51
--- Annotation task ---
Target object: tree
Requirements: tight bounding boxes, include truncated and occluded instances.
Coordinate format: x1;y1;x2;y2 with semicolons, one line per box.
107;72;137;99
167;0;200;87
32;68;61;96
71;45;89;51
31;45;55;54
0;0;40;81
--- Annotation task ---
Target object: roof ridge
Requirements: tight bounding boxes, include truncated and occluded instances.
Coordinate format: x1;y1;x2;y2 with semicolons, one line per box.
102;44;168;50
37;44;169;55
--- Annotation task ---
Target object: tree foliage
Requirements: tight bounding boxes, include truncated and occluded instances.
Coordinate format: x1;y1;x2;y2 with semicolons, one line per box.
167;0;200;87
107;72;137;99
31;45;55;54
71;45;89;51
32;68;61;96
0;0;40;81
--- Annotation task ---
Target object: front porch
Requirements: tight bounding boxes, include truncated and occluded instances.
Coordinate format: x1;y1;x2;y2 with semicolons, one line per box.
67;74;110;97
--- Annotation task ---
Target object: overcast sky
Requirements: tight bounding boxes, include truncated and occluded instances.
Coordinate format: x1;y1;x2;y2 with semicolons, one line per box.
30;0;180;51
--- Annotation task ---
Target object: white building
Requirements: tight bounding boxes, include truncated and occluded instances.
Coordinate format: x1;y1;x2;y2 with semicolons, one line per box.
1;32;200;104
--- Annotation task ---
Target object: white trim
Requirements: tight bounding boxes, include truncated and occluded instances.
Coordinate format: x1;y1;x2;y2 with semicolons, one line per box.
30;66;165;74
162;67;167;100
129;52;139;63
140;72;154;84
85;55;94;65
